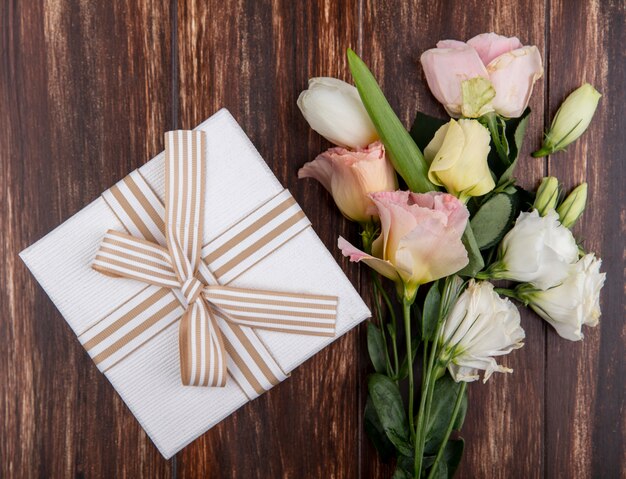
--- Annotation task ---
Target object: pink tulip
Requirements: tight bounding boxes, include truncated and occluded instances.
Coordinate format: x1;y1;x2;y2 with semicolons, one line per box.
298;141;397;223
421;32;543;118
338;191;469;298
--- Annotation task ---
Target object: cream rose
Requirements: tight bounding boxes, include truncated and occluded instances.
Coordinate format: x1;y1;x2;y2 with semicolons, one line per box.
424;119;494;200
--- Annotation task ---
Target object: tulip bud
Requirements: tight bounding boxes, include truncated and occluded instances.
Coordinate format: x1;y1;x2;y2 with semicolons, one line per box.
557;183;588;228
424;119;494;201
533;176;560;216
297;77;379;149
533;83;601;157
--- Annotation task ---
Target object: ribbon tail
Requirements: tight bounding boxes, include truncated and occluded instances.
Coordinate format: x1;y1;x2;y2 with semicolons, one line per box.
203;285;338;337
208;305;288;399
179;299;227;387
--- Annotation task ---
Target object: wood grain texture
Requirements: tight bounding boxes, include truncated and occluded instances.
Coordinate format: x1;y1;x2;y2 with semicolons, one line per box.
175;1;363;478
1;0;624;477
0;0;173;477
545;1;625;478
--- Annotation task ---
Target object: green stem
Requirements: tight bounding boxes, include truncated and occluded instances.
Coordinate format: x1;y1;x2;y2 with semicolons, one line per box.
371;273;393;376
494;287;519;301
426;382;467;479
414;322;445;478
414;276;460;478
373;274;399;376
403;296;416;442
483;112;509;163
531;145;552;158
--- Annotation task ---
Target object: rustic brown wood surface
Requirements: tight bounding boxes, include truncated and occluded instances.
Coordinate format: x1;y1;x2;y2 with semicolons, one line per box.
1;0;623;477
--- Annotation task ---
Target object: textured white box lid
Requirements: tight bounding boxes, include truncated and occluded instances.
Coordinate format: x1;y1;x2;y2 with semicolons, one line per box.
20;109;370;458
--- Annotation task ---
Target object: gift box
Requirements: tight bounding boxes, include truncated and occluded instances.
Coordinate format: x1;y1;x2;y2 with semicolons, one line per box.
20;108;370;459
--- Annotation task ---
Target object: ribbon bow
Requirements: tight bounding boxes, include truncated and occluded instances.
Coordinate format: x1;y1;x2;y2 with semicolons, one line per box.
91;130;337;390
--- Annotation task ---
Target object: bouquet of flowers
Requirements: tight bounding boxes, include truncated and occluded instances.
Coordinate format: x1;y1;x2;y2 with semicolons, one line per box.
296;33;605;478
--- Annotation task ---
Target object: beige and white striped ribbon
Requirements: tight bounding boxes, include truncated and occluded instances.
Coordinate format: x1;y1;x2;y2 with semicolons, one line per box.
86;130;337;397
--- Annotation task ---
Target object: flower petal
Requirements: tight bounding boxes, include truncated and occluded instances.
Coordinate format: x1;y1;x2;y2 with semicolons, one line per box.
466;32;523;65
298;155;334;192
420;45;489;117
488;46;544;118
337;236;402;282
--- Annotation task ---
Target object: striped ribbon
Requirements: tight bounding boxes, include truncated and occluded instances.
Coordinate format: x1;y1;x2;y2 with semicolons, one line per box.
85;130;337;397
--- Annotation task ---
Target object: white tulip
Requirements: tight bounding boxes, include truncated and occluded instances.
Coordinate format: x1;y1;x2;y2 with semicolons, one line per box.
491;209;578;290
439;280;525;383
297;77;379;149
518;253;605;341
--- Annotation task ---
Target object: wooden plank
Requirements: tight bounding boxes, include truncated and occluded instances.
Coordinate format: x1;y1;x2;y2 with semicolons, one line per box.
175;1;363;477
0;0;173;476
360;1;547;477
546;1;625;477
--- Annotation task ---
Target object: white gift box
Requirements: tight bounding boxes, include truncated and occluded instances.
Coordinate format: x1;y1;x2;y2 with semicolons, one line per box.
20;109;370;458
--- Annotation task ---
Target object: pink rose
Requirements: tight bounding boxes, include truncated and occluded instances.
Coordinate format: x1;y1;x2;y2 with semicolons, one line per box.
338;191;469;298
298;141;397;223
420;32;543;118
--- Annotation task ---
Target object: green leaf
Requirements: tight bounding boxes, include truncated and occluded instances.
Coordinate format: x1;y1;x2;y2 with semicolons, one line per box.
457;224;484;277
347;49;436;193
368;373;413;457
498;108;531;184
421;281;441;341
410;111;448;152
364;395;396;461
392;456;415;479
392;461;413;479
470;193;516;250
443;439;465;477
424;440;465;479
424;375;468;455
431;462;448;479
367;323;387;374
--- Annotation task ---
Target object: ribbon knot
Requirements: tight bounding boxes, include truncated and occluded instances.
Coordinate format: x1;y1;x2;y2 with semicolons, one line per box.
181;277;205;305
91;130;338;393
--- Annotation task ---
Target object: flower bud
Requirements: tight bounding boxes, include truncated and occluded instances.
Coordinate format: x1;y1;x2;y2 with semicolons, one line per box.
533;83;601;157
297;77;378;149
424;119;494;201
557;183;588;228
533;176;560;216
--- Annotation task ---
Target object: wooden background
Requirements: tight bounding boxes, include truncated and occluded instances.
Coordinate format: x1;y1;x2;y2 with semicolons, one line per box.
1;0;624;477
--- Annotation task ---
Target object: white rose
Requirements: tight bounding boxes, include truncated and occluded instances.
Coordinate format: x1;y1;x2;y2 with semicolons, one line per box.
439;280;525;383
519;253;605;341
297;77;378;149
495;209;578;289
